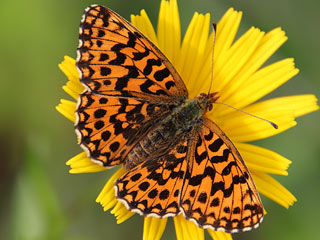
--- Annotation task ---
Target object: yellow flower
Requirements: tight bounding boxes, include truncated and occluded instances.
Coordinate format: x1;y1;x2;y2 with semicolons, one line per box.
56;0;319;239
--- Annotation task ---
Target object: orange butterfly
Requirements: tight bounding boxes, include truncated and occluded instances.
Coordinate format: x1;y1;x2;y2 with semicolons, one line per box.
75;5;263;233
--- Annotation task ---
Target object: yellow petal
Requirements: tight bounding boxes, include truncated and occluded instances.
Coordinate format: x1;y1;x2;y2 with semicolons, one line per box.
252;94;320;118
219;109;296;142
218;28;287;103
56;99;76;122
207;230;233;240
169;0;181;64
157;0;180;64
235;142;291;176
58;56;79;83
62;85;79;100
66;152;106;174
216;94;318;142
186;13;212;97
143;217;167;240
251;171;297;208
62;80;84;100
179;13;211;94
111;201;135;224
175;12;198;80
174;214;204;240
214;27;264;95
59;56;84;98
157;0;168;54
96;168;126;211
217;58;299;115
195;31;215;94
131;9;158;46
215;8;242;60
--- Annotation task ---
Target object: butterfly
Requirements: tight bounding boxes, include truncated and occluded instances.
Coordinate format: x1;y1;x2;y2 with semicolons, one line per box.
75;4;263;233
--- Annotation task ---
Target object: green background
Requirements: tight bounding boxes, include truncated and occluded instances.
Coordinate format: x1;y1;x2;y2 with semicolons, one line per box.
1;0;319;239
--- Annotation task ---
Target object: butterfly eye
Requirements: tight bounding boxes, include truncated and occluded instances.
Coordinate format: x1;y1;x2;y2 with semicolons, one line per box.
208;104;213;111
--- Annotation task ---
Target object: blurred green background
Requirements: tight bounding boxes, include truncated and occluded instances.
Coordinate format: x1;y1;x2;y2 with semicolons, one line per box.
0;0;319;239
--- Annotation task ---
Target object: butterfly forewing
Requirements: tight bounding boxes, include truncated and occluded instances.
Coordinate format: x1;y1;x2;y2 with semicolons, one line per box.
180;118;263;232
76;91;170;166
77;5;188;100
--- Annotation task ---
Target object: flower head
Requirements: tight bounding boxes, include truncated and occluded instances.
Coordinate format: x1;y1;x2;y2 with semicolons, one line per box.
56;0;319;239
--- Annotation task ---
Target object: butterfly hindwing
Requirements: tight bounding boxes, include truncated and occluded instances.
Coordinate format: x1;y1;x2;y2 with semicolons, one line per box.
180;118;263;233
76;90;170;166
115;130;195;217
77;5;188;100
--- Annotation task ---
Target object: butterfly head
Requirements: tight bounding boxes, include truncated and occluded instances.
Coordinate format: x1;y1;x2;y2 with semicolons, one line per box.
196;92;219;113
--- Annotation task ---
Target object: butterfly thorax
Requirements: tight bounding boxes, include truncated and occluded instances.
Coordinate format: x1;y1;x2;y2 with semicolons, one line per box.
123;92;219;170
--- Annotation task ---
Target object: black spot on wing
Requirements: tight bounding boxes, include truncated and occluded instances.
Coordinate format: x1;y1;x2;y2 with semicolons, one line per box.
143;59;162;75
99;53;109;61
110;141;120;152
154;68;170;81
97;30;105;37
233;207;240;214
115;77;129;90
94;120;104;130
133;48;150;60
190;190;196;197
210;181;225;196
124;65;140;78
210;197;220;207
138;182;150;191
221;162;237;176
139;79;154;94
94;109;107;118
148;189;158;199
101;67;111;76
127;32;137;48
211;149;230;163
165;80;175;90
204;130;213;141
99;98;108;104
197;192;207;203
188;174;203;186
209;138;224;152
130;173;142;182
100;8;110;27
159;189;169;200
195;150;207;165
101;130;111;141
96;40;103;47
109;52;126;65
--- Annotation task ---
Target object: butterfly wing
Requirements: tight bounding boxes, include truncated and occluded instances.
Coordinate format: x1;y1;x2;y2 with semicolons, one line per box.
75;5;188;166
115;117;263;231
76;91;170;166
180;118;263;233
115;129;195;217
77;5;188;99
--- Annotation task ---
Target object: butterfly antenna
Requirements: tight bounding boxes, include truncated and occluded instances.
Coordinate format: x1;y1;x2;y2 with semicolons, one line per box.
214;102;279;129
208;22;217;95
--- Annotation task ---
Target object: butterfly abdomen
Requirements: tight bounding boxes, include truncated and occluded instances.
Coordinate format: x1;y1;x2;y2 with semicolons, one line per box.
123;98;204;170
